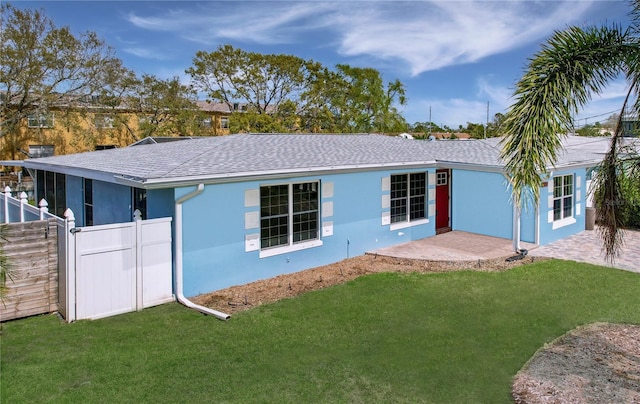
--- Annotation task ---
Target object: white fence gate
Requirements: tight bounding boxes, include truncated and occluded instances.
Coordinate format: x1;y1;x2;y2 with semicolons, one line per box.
1;187;174;322
65;214;174;321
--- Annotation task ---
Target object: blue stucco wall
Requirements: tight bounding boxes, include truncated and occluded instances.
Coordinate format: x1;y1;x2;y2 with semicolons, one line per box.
451;169;513;239
538;168;587;245
179;168;436;297
519;203;537;244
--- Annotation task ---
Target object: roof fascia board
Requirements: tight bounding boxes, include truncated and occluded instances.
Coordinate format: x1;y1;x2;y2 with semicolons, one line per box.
545;160;602;171
435;161;505;173
4;160;120;184
116;161;438;189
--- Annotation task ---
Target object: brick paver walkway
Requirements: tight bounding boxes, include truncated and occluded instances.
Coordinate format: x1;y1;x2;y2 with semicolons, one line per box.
369;228;639;274
529;227;640;273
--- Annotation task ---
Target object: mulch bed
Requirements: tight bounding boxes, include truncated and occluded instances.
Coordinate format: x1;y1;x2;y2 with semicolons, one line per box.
512;323;640;403
191;253;542;314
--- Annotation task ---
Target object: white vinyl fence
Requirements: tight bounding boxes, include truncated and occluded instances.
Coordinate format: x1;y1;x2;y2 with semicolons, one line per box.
1;187;174;322
64;211;173;321
1;186;56;223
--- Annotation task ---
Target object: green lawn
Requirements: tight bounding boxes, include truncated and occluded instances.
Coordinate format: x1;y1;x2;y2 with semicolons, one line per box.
1;259;638;403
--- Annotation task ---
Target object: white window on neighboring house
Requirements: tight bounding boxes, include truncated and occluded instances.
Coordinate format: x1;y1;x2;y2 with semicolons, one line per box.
201;118;212;128
94;114;114;129
220;116;229;129
391;172;426;224
27;112;54;128
553;174;573;221
138;115;155;125
260;182;319;250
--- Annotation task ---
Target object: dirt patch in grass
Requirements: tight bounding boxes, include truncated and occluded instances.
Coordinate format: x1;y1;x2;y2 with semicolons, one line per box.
512;323;640;403
191;253;540;315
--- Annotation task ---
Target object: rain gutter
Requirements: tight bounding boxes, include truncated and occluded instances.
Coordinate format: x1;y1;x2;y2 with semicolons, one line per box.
174;183;230;320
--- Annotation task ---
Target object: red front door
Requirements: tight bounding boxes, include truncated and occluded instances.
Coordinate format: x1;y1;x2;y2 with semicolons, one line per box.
435;169;450;231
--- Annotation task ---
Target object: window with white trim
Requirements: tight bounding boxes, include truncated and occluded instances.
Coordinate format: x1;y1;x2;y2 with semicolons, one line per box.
27;113;54;128
201;117;212;128
220;116;229;129
553;174;573;221
391;173;426;224
260;182;319;250
94;114;114;129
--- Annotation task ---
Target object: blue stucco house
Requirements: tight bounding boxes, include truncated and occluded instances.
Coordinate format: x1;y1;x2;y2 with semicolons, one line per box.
2;134;609;298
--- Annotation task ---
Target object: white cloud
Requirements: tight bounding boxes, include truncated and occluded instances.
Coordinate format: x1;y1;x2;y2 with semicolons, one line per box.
404;96;495;128
332;1;594;75
404;75;514;126
124;1;597;74
127;3;332;46
122;47;172;61
476;76;513;113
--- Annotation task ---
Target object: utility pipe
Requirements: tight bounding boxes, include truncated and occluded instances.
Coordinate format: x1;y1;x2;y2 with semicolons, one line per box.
512;204;521;252
175;183;231;320
502;173;523;252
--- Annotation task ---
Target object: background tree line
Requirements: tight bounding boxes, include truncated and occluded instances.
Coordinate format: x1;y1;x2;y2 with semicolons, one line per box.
1;3;430;160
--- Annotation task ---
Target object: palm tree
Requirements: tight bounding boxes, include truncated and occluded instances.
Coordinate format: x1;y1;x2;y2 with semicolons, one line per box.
501;0;640;261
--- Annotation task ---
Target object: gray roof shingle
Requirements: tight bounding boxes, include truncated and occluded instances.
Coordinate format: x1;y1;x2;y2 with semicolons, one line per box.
7;134;623;187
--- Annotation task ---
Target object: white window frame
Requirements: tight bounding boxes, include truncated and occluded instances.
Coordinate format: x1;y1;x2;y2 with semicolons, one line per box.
552;174;576;229
390;172;428;231
27;112;54;128
220;116;229;129
259;181;322;258
94;114;114;129
201;117;212;128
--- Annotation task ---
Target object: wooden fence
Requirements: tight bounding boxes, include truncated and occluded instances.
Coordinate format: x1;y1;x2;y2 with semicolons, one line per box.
0;218;59;321
0;185;173;323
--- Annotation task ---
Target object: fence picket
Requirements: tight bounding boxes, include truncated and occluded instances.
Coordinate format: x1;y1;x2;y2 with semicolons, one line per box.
19;192;27;222
4;186;10;223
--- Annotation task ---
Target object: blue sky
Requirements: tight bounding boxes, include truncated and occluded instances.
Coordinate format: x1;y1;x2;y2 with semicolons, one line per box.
13;1;633;128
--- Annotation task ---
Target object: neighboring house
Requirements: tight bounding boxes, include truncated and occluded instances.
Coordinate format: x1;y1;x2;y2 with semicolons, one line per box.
1;98;238;160
0;134;614;297
430;132;472;140
622;118;639;137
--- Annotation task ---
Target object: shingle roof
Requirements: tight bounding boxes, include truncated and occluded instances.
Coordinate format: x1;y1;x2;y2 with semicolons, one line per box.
6;134;621;187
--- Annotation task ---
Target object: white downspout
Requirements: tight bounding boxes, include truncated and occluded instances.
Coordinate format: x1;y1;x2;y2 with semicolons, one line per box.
503;173;522;252
175;183;231;320
513;204;521;252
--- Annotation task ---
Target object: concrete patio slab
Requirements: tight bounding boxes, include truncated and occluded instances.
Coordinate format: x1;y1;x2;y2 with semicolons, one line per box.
367;228;639;274
367;231;536;262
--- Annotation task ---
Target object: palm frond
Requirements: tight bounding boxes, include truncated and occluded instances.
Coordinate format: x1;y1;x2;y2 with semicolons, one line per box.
501;24;630;207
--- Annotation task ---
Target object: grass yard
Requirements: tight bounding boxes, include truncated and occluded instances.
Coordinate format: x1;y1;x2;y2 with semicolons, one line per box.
1;259;638;403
